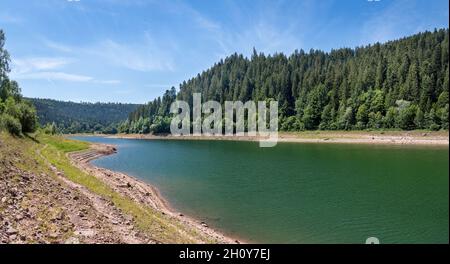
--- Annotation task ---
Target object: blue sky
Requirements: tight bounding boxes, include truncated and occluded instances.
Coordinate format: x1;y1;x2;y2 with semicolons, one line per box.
0;0;448;103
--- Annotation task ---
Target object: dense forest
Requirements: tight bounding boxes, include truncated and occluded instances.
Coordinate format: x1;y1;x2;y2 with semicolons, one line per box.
29;98;140;134
120;29;449;134
0;29;38;136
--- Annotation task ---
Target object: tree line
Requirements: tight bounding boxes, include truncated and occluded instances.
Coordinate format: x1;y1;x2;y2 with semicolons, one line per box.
120;28;449;134
0;29;38;136
30;98;140;134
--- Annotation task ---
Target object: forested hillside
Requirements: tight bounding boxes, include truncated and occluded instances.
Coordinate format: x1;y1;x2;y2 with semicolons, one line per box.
121;29;449;134
29;98;140;134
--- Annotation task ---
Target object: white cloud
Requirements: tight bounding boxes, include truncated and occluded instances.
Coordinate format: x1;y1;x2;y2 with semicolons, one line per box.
12;57;74;74
13;71;93;82
40;33;176;73
11;57;120;84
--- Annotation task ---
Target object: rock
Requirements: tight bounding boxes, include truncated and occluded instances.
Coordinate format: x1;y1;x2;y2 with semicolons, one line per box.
56;212;65;220
179;214;184;217
1;197;7;203
15;214;23;221
49;232;60;239
73;196;79;200
6;227;17;235
200;221;208;228
127;182;132;188
9;187;18;197
75;229;95;237
65;237;80;244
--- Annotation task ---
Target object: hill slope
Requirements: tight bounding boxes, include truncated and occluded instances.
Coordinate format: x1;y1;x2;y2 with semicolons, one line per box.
0;132;228;243
122;29;449;134
28;98;141;134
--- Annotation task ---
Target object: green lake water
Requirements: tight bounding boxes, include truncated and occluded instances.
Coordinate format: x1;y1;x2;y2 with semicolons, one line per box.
72;136;449;244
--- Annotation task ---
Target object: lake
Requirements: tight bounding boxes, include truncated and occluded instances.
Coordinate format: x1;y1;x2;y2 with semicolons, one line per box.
72;136;449;244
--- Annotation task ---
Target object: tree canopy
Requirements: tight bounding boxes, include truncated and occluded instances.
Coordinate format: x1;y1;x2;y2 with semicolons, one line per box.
121;28;449;134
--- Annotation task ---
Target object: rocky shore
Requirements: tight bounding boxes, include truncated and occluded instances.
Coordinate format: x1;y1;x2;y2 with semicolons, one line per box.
0;133;237;244
68;143;237;244
0;143;150;244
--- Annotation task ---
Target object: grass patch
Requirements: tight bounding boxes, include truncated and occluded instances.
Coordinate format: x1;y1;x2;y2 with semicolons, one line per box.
39;135;90;153
35;134;213;243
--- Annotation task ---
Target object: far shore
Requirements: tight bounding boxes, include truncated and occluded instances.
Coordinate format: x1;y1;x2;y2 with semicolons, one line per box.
71;130;449;146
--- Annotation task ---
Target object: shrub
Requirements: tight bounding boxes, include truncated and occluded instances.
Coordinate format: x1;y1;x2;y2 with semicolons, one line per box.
18;101;38;133
42;122;58;135
1;114;22;136
396;104;418;130
429;123;440;131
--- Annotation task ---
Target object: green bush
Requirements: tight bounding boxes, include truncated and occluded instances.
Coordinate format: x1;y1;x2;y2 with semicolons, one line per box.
396;104;418;130
42;122;58;135
0;100;5;114
1;114;22;136
18;101;38;133
429;123;441;131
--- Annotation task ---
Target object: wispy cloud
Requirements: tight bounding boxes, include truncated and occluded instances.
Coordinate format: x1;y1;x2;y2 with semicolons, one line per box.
43;39;73;53
227;20;302;55
89;36;175;72
359;0;447;45
173;1;303;57
41;34;176;72
12;57;74;74
13;71;93;82
11;56;120;84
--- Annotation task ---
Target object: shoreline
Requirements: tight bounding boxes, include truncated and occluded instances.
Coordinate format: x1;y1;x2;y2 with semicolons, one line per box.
102;130;449;146
68;143;241;244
